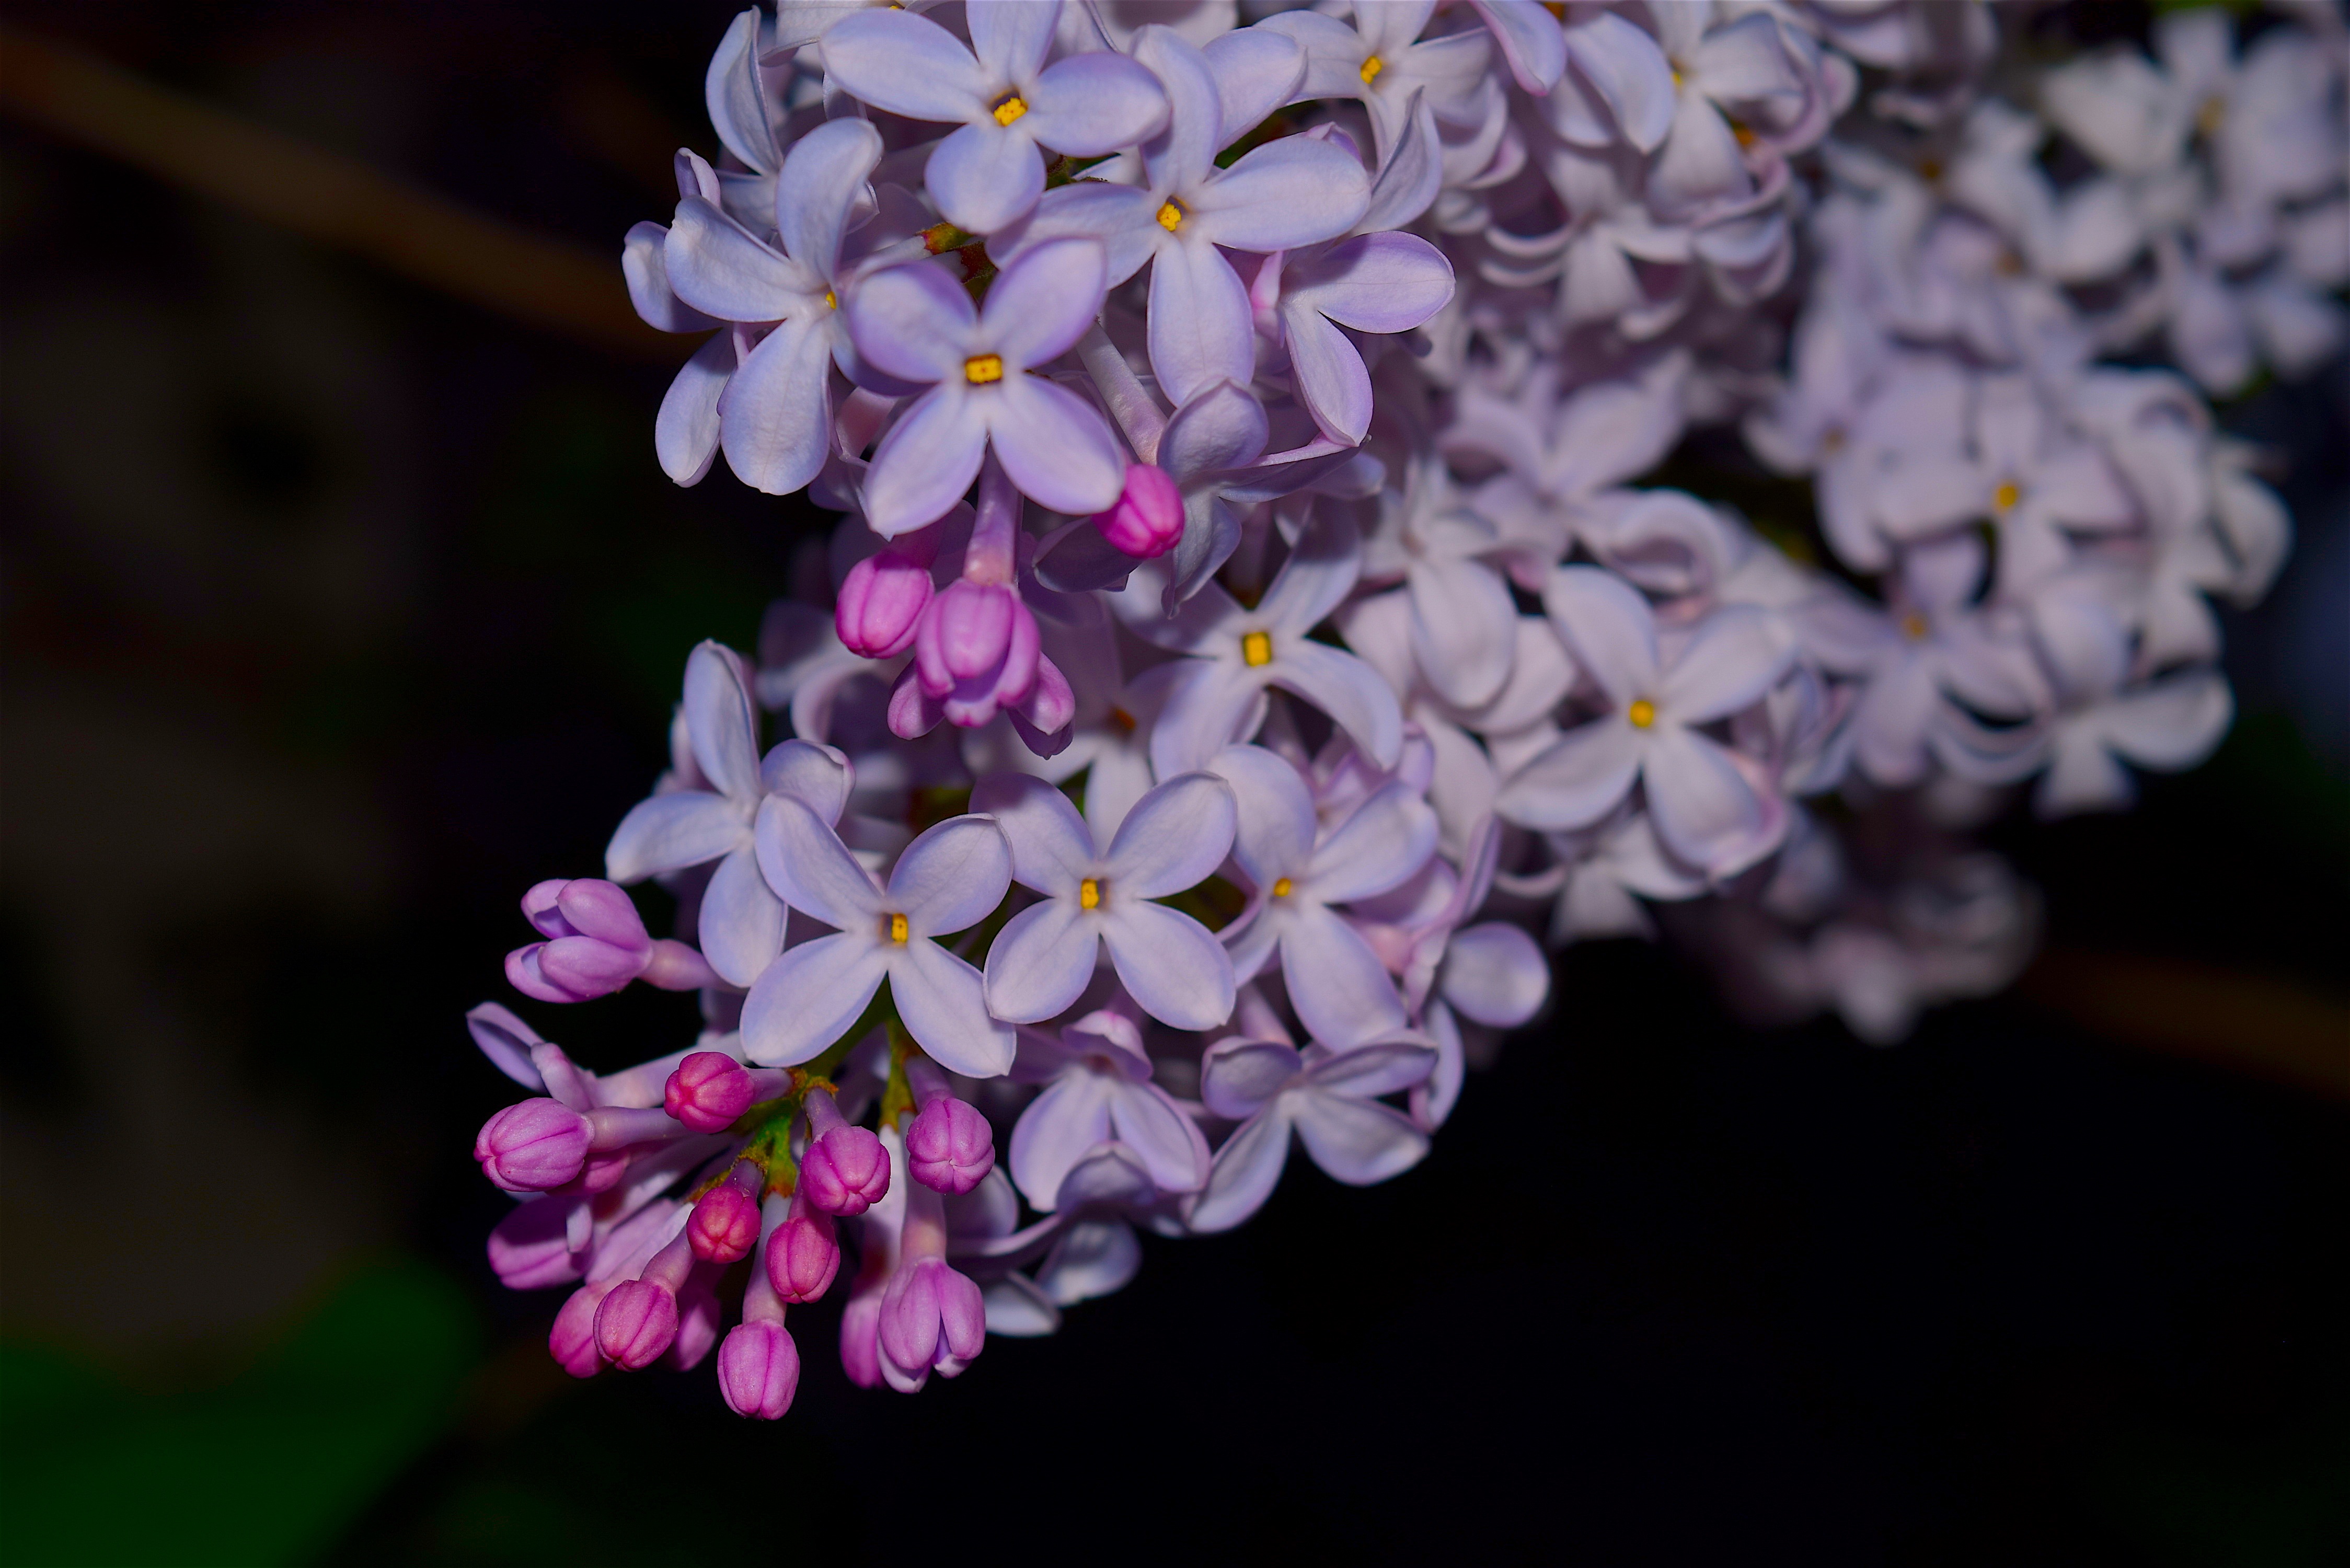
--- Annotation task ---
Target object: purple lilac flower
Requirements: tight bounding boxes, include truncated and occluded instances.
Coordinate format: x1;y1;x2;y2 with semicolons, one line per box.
1006;1009;1211;1211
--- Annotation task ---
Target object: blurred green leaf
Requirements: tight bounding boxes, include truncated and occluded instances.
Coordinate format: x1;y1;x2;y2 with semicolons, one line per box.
0;1259;477;1567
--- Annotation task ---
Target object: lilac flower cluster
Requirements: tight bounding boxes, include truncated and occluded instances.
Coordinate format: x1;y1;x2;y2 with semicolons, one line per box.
479;0;2332;1417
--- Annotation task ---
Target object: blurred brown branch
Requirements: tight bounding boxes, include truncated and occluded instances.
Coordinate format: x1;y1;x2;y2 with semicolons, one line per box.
0;24;677;360
2021;951;2350;1101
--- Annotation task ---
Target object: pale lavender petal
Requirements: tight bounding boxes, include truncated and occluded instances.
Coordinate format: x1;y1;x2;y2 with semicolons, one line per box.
699;844;785;987
776;116;882;278
755;793;883;930
1473;0;1568;95
655;331;732;487
762;740;851;824
822;9;989;122
718;316;834;496
1256;10;1370;99
1008;1071;1115;1210
1147;239;1257;407
1134;24;1222;195
985;375;1125;517
843;258;975;385
980;238;1107;371
1270;641;1404;770
994;181;1165;288
1440;923;1548;1027
1409;556;1518;709
664;197;814;322
890;939;1017;1078
967;0;1058;83
889;815;1013;936
1689;13;1800;101
1038;1219;1142;1306
705;9;777;173
1105;1080;1211;1194
927;120;1047;237
741;934;889;1065
1202;24;1307;140
1541;565;1658;707
1640;727;1773;873
1299;1040;1436;1099
606;790;743;882
1563;13;1676;152
1186;1105;1291;1232
1104;771;1236;896
863;389;988;538
1291;1093;1429;1185
1209;743;1318;890
1281;902;1408;1047
1022;51;1172;155
1101;898;1235;1031
624;222;717;333
1494;720;1642;831
1651;94;1749;215
1189;134;1369;252
2100;669;2232;770
1283;306;1374;446
1200;1037;1302;1117
1307;781;1438;904
685;641;762;799
1158;380;1269;481
1258;514;1364;635
1150;660;1269;780
982;898;1099;1023
970;773;1093;895
1289;232;1454;333
1662;605;1793;723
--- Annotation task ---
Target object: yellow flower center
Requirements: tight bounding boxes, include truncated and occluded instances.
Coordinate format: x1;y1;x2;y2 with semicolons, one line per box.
1108;706;1136;734
1241;630;1273;667
824;290;836;309
1079;878;1101;911
2196;94;2225;137
965;353;1004;384
1992;480;2021;513
993;94;1028;127
1900;612;1929;641
1628;699;1657;729
1669;68;1684;90
1271;877;1293;899
886;912;909;944
1157;200;1184;232
1733;123;1757;149
1360;55;1384;86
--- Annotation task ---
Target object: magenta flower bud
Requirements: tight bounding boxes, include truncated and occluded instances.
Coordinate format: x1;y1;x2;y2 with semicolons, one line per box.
475;1098;591;1192
766;1206;840;1304
549;1281;613;1379
905;1098;994;1195
799;1127;891;1216
594;1277;681;1369
688;1182;762;1264
666;1278;722;1370
915;580;1018;694
878;1256;987;1381
487;1196;583;1290
839;1283;885;1390
836;546;936;659
1090;463;1183;558
718;1320;801;1420
664;1051;754;1132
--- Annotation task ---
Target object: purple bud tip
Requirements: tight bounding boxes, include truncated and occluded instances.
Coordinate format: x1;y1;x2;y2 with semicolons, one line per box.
1091;463;1183;559
475;1099;591;1192
879;1256;988;1378
594;1277;681;1370
718;1321;801;1420
906;1098;996;1195
767;1211;841;1304
798;1125;892;1217
916;580;1024;693
836;547;935;659
549;1284;609;1379
687;1183;763;1264
664;1051;755;1132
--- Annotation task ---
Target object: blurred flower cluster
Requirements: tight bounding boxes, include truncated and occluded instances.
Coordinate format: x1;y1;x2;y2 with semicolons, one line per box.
471;0;2337;1417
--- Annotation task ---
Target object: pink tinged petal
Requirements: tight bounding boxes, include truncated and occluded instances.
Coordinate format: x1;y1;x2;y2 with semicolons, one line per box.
1159;380;1269;480
685;641;762;800
1309;782;1440;904
1038;1219;1142;1306
890;815;1014;936
1209;743;1319;890
776;116;882;279
1409;556;1518;709
984;375;1126;518
1472;0;1568;94
1101;898;1236;1031
1441;923;1548;1027
1107;1079;1212;1193
970;773;1094;894
1188;135;1370;253
1563;13;1676;152
1151;660;1270;781
1022;51;1172;155
1105;771;1237;896
1542;565;1659;708
1185;1105;1294;1232
1008;1071;1116;1210
1639;727;1775;874
1201;1037;1304;1117
2100;669;2232;771
1291;1092;1429;1185
741;934;890;1066
718;1321;800;1420
698;844;785;987
1272;641;1404;770
982;898;1099;1024
1147;239;1257;407
1202;24;1307;139
1663;605;1793;723
927;120;1048;237
980;238;1108;371
655;331;732;487
863;389;989;538
890;939;1016;1078
1496;719;1643;832
1283;307;1374;446
1281;902;1409;1048
606;790;743;881
821;9;990;122
624;222;716;332
1290;232;1455;335
843;259;975;386
718;316;834;496
755;793;882;930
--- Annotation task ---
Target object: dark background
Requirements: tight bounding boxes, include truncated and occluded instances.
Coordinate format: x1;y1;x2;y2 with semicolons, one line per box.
2;4;2344;1564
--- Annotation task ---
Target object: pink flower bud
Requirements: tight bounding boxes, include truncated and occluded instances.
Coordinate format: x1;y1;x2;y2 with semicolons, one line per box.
550;1281;614;1378
487;1196;584;1290
916;580;1024;695
767;1208;840;1304
836;546;935;659
508;879;660;1004
906;1097;994;1195
839;1284;885;1390
878;1256;987;1381
663;1051;754;1132
1090;462;1183;558
718;1320;801;1420
475;1099;591;1192
799;1126;891;1217
594;1277;681;1369
687;1182;762;1264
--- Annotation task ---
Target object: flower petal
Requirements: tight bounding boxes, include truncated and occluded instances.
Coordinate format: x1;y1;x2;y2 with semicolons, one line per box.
1271;641;1404;770
664;196;813;322
718;316;834;496
1439;923;1548;1027
1409;556;1519;709
1105;1080;1212;1194
1200;1036;1304;1117
970;773;1093;895
985;374;1126;518
1541;564;1658;708
863;388;988;538
821;9;989;123
698;843;785;987
981;238;1108;371
1038;1219;1143;1307
982;897;1099;1024
606;790;744;882
1307;781;1439;905
926;120;1046;238
1105;771;1237;897
1282;305;1374;446
1151;660;1269;780
1189;134;1369;253
1008;1070;1115;1210
843;258;974;385
755;792;882;930
1185;1105;1293;1233
1662;604;1792;723
1159;379;1270;481
1287;232;1455;333
741;933;888;1065
1300;1039;1437;1098
685;641;762;799
1281;902;1408;1047
1495;719;1642;832
775;116;881;276
1102;898;1236;1032
1207;743;1318;890
1291;1092;1429;1185
891;938;1017;1077
655;331;733;487
1640;727;1777;874
1022;51;1172;155
1146;238;1257;408
890;814;1014;936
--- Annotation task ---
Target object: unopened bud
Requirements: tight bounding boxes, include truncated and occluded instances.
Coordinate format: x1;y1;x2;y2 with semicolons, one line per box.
664;1051;754;1132
1090;463;1183;558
